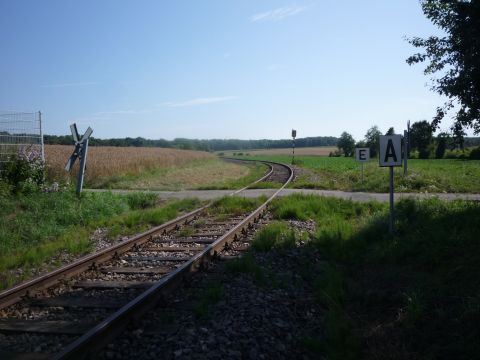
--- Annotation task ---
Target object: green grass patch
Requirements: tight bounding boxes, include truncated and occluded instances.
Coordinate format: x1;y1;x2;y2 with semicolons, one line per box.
240;155;480;193
193;280;224;319
0;188;201;289
313;265;359;360
100;198;201;239
209;195;266;218
270;194;480;359
225;253;266;284
251;221;297;251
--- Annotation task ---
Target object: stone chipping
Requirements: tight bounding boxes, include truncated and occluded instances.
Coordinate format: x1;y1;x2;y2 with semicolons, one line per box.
98;217;326;360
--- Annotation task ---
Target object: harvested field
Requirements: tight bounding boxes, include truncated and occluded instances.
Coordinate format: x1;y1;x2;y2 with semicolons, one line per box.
45;145;213;182
222;146;337;157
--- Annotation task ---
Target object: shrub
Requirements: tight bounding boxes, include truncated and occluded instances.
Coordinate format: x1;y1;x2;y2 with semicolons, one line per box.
469;146;480;160
0;147;45;193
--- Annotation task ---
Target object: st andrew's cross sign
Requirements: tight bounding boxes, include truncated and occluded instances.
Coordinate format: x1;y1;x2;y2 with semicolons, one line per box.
65;123;93;195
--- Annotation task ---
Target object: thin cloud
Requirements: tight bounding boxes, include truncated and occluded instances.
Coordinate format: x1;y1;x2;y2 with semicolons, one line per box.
160;96;238;108
96;109;153;115
250;5;307;22
41;81;99;88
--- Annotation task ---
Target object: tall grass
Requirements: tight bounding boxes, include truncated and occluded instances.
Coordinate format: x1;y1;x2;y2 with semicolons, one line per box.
0;189;201;289
270;194;480;359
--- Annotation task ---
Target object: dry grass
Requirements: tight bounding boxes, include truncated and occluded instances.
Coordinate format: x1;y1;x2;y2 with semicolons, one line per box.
222;146;337;157
45;145;213;182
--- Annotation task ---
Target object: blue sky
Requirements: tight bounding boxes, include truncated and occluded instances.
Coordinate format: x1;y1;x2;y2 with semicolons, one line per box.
0;0;459;141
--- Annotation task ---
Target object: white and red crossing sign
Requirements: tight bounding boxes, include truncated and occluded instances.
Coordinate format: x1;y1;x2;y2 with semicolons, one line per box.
379;135;402;167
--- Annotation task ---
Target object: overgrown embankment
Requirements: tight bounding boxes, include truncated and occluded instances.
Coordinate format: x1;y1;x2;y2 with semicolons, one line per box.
267;194;480;359
0;187;202;289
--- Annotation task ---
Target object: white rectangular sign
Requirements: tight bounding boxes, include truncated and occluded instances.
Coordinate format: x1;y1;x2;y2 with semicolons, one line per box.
355;148;370;162
379;135;402;167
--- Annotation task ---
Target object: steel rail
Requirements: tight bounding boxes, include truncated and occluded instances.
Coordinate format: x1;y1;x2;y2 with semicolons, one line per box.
53;161;293;359
0;159;273;309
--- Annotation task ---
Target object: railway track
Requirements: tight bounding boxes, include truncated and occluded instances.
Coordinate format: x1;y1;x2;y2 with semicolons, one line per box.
0;159;293;360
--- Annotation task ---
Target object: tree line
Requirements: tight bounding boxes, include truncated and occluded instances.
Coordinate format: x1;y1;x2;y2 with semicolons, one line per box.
44;135;339;151
337;123;480;160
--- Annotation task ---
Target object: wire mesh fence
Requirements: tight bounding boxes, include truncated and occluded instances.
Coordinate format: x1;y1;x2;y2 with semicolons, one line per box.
0;111;44;168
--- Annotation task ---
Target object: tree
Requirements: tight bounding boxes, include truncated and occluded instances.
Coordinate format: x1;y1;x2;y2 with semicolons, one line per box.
407;0;480;134
452;122;466;150
337;131;355;157
386;127;395;135
435;132;449;159
410;120;434;159
364;125;382;157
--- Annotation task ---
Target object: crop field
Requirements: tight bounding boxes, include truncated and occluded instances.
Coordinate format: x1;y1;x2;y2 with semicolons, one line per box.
45;145;212;181
45;145;260;190
221;146;336;157
239;154;480;193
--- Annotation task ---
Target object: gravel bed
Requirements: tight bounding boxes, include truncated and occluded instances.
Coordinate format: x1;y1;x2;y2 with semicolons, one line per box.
0;332;75;354
97;216;326;360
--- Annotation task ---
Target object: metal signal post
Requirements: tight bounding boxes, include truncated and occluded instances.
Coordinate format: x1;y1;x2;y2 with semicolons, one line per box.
291;129;296;164
404;120;410;176
379;135;402;235
65;123;93;195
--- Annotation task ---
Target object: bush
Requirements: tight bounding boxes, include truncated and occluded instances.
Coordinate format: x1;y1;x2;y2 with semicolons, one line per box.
0;148;45;193
469;146;480;160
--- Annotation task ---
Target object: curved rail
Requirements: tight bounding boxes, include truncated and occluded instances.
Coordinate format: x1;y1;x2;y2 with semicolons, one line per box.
0;160;293;359
55;161;293;359
0;160;272;310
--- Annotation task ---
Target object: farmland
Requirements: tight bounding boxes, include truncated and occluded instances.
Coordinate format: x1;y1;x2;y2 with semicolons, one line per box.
45;145;261;190
238;154;480;193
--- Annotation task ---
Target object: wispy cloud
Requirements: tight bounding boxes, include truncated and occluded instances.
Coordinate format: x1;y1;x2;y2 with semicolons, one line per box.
41;81;99;88
96;109;153;115
250;5;307;22
160;96;238;108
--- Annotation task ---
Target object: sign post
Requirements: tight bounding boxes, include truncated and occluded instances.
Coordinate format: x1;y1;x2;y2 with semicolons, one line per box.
379;135;402;235
355;148;370;183
291;129;297;164
403;120;410;176
65;123;93;196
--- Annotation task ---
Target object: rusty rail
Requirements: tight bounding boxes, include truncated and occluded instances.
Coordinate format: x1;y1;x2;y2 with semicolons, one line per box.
0;159;293;359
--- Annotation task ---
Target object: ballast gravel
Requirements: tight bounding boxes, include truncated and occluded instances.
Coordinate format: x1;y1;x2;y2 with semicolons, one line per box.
98;218;326;360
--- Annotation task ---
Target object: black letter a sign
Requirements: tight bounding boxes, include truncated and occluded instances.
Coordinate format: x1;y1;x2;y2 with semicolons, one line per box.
379;135;402;167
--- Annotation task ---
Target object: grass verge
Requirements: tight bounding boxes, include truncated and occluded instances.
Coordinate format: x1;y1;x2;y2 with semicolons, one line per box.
0;189;201;289
269;194;480;359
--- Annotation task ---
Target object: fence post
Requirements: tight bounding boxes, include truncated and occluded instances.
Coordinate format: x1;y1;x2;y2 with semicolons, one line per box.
39;111;45;162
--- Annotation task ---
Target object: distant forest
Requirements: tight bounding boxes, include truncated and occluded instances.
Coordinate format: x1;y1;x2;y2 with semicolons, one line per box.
43;135;340;151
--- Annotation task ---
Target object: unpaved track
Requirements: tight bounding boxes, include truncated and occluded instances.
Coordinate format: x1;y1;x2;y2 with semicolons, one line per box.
86;188;480;202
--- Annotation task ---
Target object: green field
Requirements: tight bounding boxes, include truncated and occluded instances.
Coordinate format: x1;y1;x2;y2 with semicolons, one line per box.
239;155;480;193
